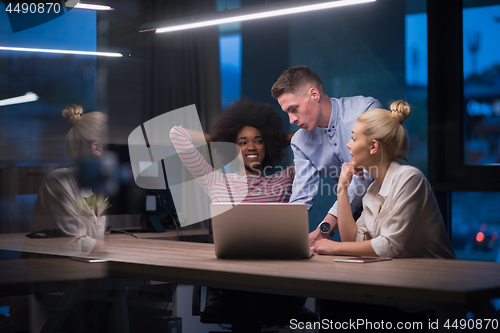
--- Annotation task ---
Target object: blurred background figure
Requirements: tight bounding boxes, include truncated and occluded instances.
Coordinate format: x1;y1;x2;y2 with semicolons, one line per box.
29;104;109;253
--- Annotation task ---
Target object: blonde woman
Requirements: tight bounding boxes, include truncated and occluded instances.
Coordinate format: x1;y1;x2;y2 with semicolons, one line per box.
312;100;455;259
30;105;108;253
311;101;455;332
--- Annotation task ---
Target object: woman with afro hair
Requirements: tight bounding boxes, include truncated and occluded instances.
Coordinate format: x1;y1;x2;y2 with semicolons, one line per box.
170;98;295;204
170;99;305;333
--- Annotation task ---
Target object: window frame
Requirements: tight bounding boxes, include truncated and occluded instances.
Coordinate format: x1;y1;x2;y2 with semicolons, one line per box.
427;0;500;193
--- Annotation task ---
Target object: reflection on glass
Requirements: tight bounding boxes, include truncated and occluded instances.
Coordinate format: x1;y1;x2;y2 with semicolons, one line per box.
0;8;97;165
463;3;500;165
452;192;500;262
219;34;242;108
0;8;97;233
30;105;108;254
405;10;428;175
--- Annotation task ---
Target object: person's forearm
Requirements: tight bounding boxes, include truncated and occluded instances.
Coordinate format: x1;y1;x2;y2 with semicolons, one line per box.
185;128;211;145
337;186;357;241
322;213;338;231
335;240;377;256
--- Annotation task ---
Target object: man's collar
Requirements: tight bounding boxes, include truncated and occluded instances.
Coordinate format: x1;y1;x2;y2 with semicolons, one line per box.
323;97;337;130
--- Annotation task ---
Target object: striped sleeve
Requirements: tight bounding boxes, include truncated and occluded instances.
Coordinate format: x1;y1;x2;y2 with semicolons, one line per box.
169;126;215;182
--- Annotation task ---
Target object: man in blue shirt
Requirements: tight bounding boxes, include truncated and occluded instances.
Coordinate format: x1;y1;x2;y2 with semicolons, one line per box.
271;65;382;245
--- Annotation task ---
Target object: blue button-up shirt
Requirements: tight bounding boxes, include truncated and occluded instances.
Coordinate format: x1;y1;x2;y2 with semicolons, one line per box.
289;96;383;217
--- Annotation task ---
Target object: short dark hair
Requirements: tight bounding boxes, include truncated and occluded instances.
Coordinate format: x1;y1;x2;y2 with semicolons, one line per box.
210;98;286;168
271;65;325;99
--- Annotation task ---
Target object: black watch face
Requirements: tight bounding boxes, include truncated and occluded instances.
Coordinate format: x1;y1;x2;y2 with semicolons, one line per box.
320;222;331;233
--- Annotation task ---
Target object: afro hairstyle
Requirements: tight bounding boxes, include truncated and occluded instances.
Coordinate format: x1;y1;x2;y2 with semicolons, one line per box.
209;98;287;169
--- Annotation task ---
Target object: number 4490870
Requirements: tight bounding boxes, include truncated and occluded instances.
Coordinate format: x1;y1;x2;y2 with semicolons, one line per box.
444;318;498;330
5;2;61;14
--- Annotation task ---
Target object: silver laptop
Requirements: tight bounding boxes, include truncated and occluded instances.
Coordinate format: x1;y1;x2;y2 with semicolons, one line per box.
211;203;311;259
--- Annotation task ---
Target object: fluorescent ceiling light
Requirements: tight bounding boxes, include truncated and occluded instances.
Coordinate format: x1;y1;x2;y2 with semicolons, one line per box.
0;92;38;107
140;0;375;34
0;46;123;57
74;3;113;11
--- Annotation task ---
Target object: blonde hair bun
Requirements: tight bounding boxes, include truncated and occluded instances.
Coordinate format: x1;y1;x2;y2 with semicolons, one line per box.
390;100;411;124
62;104;84;127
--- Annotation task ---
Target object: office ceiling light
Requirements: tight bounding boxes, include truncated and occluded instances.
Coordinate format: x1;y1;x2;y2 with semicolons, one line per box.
0;46;123;57
74;3;113;11
140;0;375;34
0;92;38;107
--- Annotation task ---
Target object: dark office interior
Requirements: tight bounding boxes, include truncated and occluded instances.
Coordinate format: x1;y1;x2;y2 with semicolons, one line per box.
1;0;500;332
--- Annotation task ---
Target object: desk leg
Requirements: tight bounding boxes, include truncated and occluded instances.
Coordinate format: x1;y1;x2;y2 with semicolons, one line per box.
39;280;85;333
110;278;130;333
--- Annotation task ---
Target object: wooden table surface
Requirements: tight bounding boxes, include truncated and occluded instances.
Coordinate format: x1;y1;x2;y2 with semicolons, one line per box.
0;258;108;297
1;233;500;309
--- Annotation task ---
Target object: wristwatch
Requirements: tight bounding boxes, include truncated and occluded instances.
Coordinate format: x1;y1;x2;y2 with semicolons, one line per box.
319;221;332;235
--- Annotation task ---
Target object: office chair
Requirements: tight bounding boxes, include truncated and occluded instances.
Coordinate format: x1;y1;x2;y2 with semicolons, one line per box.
192;286;318;332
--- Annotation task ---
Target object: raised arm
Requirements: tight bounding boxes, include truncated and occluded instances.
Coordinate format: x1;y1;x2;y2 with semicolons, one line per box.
336;162;360;241
327;169;372;221
169;126;215;180
180;127;212;146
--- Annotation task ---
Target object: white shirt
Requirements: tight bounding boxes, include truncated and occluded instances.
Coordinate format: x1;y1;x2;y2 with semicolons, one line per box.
355;161;456;259
30;168;106;253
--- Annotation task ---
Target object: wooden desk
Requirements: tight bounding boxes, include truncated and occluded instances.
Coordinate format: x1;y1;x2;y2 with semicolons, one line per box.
106;236;500;308
0;258;108;297
1;233;500;327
